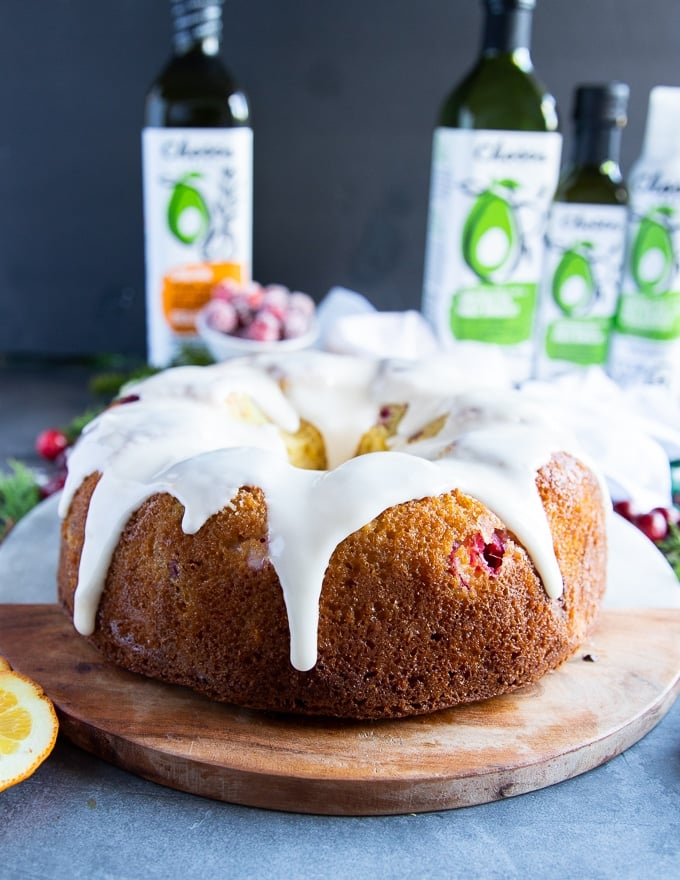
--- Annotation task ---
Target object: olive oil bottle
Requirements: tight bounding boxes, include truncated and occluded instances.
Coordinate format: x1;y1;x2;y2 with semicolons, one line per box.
609;86;680;392
421;0;562;383
535;83;629;379
142;0;252;366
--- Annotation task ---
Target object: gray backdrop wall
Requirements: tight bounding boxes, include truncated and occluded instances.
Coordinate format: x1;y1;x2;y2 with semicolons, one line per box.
0;0;678;359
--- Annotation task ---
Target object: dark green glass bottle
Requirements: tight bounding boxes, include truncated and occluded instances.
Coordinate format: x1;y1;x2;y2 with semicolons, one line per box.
554;84;628;207
536;83;629;377
145;0;250;129
438;0;558;132
142;0;253;366
422;0;562;384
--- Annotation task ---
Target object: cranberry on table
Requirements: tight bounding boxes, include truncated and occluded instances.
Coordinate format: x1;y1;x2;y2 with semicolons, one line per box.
35;428;68;461
635;510;670;543
613;498;676;544
39;472;67;499
613;500;635;520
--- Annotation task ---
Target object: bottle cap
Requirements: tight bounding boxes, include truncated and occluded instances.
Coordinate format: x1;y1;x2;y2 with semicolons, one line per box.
484;0;536;12
171;0;223;54
642;86;680;159
573;83;630;128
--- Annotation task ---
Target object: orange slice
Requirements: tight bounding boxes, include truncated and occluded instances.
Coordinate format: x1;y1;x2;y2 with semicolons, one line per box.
0;657;58;792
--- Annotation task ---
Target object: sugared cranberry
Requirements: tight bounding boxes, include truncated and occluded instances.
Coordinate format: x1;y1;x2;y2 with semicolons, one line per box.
243;282;264;310
652;506;679;526
206;299;239;334
613;499;636;521
288;291;316;316
260;286;289;321
35;428;69;461
635;510;669;543
114;394;140;406
211;278;240;302
283;309;311;339
40;472;66;499
245;310;282;342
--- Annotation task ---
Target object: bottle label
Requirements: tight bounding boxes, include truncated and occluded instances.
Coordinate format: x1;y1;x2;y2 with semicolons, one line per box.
422;127;562;382
610;162;680;389
142;126;253;366
535;202;627;377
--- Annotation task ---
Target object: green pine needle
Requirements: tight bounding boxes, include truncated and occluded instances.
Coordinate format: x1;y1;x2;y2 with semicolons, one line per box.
657;521;680;582
89;367;158;399
0;459;41;540
87;347;212;399
62;407;104;445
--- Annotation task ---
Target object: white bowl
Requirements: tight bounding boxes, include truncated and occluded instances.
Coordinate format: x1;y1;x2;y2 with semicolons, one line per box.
196;309;319;361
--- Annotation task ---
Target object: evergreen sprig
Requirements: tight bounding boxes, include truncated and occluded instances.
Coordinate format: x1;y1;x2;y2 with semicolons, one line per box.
62;407;104;444
657;521;680;582
0;460;41;541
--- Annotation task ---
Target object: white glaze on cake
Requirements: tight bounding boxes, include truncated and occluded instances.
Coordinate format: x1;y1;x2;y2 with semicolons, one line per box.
59;351;601;672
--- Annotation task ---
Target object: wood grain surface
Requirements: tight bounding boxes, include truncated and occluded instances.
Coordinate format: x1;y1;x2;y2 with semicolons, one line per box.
1;604;678;815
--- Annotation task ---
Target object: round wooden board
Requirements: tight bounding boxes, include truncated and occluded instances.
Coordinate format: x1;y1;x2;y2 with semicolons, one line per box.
1;603;679;815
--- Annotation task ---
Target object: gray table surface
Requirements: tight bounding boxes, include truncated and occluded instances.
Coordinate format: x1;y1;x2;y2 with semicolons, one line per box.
1;359;679;880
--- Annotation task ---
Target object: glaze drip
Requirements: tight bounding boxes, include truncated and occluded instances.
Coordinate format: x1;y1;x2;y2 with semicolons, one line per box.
60;352;593;671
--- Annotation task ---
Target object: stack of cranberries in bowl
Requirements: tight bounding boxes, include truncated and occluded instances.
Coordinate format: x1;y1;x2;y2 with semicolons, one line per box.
197;279;318;359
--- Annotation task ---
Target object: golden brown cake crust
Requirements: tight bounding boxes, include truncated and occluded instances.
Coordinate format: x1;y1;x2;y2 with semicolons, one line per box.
57;451;607;719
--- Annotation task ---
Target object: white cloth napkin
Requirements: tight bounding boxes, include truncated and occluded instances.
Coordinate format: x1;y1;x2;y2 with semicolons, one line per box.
316;288;680;514
520;369;680;512
317;287;439;359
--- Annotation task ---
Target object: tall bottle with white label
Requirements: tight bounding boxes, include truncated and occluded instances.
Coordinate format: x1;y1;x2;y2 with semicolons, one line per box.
421;0;562;383
609;86;680;392
535;83;629;379
142;0;252;366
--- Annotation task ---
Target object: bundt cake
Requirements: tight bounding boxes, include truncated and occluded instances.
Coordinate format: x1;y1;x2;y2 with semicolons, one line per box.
57;351;608;719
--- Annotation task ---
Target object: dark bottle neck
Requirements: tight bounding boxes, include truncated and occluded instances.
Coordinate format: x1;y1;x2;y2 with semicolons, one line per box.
572;124;623;171
170;0;223;56
482;8;534;55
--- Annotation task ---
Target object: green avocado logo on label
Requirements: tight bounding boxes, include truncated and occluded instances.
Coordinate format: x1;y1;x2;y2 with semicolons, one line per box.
462;180;520;282
167;172;211;245
551;243;597;317
631;207;675;295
